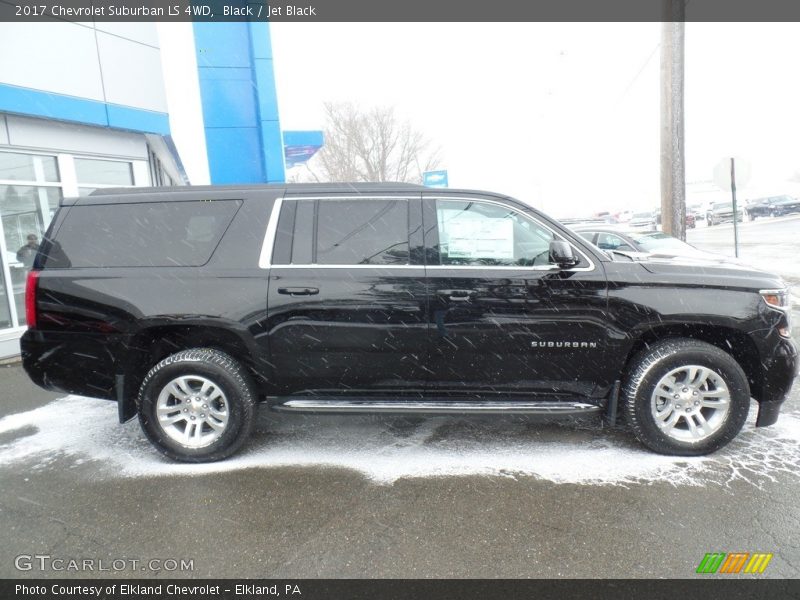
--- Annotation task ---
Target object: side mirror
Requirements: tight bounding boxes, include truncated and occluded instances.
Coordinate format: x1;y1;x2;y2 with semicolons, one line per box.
549;240;579;268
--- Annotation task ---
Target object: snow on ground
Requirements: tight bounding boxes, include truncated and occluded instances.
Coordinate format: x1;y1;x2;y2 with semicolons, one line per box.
0;395;798;487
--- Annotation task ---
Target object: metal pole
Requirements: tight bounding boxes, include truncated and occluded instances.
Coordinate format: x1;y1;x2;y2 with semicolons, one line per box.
731;157;739;258
660;6;686;240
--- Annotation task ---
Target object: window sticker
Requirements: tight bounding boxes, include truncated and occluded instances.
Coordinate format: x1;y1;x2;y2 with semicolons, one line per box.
443;217;513;260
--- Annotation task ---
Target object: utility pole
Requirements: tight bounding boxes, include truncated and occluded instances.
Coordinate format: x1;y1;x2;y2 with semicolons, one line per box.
660;2;686;240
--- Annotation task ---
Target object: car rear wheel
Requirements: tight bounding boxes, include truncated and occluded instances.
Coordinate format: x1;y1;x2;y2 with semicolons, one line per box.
622;338;750;455
137;348;256;462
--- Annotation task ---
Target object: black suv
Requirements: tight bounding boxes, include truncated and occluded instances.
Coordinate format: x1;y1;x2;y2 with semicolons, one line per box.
21;184;797;462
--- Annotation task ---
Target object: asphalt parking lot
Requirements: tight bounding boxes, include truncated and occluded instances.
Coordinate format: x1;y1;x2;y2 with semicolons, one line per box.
1;216;799;580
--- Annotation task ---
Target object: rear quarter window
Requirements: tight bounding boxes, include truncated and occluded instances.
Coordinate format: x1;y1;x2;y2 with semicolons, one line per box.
42;199;241;268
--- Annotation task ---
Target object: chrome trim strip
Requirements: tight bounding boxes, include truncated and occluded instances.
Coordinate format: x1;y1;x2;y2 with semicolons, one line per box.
275;399;602;414
281;195;416;201
268;264;552;271
258;196;284;269
426;265;560;271
269;264;422;269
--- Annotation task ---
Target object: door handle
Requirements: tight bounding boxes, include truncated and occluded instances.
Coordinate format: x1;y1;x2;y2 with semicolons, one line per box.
443;289;474;302
278;287;319;296
396;306;422;313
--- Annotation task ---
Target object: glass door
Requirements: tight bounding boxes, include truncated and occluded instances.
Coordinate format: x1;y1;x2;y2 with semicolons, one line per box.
0;151;63;329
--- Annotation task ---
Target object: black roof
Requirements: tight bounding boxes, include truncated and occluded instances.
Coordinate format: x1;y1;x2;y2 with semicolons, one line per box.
68;182;520;207
88;182;426;197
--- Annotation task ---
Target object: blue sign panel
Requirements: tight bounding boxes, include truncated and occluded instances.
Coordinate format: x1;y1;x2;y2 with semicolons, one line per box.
283;130;324;167
423;170;449;188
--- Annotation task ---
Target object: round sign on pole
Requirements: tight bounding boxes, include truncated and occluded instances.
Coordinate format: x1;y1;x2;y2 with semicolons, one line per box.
713;157;751;191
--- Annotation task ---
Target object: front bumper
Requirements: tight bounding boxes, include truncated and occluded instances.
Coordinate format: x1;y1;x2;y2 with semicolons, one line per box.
755;336;798;427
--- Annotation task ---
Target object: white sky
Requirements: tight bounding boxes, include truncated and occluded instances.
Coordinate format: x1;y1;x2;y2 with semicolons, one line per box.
270;22;800;217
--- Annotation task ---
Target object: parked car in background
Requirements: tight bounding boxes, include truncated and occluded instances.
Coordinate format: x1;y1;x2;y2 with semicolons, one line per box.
615;210;634;223
769;195;800;217
688;204;705;221
628;211;657;231
685;212;696;228
746;197;780;220
707;201;744;226
572;226;728;262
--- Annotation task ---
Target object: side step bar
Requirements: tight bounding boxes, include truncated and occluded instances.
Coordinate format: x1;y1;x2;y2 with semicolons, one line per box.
272;398;603;417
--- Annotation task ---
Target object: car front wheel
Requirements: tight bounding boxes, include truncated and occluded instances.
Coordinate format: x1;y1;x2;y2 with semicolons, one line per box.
137;348;256;462
622;338;750;455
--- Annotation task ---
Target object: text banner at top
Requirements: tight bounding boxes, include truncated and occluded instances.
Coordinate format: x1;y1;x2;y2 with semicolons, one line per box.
3;0;800;22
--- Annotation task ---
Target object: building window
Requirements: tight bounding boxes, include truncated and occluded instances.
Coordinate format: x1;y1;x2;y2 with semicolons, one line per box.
0;150;63;328
74;157;134;196
0;152;59;183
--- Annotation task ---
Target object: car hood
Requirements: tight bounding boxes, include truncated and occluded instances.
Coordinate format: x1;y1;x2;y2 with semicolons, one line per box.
635;254;785;289
608;250;785;289
612;248;736;264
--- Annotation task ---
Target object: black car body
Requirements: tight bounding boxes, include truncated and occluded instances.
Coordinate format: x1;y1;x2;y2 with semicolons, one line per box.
770;196;800;217
746;197;780;220
20;184;797;461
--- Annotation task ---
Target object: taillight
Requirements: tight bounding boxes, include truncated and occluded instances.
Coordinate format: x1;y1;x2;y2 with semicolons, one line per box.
25;270;40;329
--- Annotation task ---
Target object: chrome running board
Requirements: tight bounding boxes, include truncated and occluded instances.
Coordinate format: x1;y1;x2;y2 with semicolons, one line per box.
272;398;603;416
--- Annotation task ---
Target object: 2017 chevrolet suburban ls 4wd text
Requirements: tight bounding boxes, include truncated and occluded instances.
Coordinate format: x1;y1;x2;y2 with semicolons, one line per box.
20;184;797;462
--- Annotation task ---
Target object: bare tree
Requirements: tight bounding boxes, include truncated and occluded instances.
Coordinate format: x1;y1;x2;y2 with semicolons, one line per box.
308;102;442;183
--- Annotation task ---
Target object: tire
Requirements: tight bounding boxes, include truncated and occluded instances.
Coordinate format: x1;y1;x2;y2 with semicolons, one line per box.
137;348;256;462
622;338;750;456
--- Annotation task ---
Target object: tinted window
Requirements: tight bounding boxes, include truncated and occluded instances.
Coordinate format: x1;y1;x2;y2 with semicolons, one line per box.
291;199;315;264
314;199;409;265
44;200;240;268
435;200;554;267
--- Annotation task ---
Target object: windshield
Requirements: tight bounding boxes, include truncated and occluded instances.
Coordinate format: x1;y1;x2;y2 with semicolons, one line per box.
712;202;732;210
631;212;652;219
630;232;693;252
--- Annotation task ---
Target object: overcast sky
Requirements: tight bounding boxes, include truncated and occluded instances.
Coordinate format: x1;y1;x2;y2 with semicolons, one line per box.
270;22;800;217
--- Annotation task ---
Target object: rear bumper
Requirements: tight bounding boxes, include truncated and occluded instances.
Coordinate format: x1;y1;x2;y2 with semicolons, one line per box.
21;329;118;400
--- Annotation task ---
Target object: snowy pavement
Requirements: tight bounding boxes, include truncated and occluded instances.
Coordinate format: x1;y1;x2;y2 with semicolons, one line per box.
1;394;799;489
1;360;799;577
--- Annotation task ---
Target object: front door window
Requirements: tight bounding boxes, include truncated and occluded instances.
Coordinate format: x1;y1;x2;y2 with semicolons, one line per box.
435;200;555;267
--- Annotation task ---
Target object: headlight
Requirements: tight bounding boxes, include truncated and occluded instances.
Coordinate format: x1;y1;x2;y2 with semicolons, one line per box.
761;288;792;338
760;289;790;310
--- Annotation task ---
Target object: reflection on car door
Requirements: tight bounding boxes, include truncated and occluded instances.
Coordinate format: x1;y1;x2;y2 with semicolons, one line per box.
266;194;429;395
422;196;609;398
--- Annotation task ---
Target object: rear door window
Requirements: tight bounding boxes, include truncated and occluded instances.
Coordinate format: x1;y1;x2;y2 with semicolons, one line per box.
274;198;410;266
43;200;241;268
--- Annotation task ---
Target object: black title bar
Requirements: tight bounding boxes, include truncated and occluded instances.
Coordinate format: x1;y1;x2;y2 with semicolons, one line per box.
2;0;800;22
3;579;800;600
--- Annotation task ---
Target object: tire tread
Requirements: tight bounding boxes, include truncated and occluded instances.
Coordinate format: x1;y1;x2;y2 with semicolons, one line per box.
137;348;256;462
